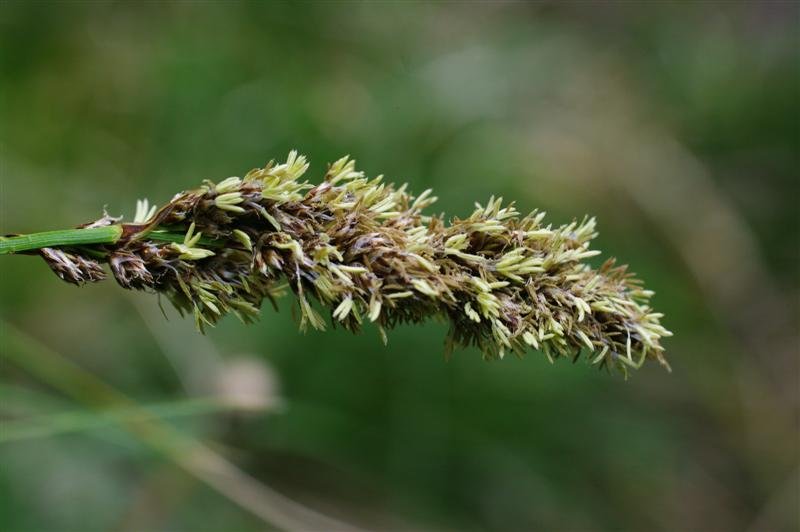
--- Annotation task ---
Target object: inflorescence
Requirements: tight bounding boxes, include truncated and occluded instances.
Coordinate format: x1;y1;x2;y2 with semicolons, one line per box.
28;151;671;374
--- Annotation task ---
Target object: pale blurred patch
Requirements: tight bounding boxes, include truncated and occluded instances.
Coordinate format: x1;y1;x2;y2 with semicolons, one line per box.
214;355;283;413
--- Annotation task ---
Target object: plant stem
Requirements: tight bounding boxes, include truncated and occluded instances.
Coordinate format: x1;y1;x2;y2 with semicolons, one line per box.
0;226;124;255
0;226;224;255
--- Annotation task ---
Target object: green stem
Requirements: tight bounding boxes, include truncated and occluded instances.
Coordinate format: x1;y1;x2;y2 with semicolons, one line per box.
0;225;225;256
147;229;223;247
0;226;124;255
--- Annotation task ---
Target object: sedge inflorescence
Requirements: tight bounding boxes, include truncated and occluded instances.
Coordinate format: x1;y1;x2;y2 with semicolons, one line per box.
38;151;671;374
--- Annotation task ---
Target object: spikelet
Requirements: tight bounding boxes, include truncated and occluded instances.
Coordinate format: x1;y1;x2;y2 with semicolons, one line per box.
40;152;672;374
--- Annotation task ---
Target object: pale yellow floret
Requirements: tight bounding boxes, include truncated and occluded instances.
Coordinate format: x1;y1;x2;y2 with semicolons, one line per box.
368;298;382;322
215;176;242;194
411;279;438;297
232;229;252;250
333;297;354;321
133;198;157;224
215;191;246;213
464;302;481;323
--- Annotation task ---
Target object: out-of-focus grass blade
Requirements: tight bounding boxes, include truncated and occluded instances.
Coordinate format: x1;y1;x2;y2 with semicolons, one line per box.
0;397;242;443
0;320;363;532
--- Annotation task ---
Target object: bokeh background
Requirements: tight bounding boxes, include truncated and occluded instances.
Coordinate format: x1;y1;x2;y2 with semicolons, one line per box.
1;2;798;531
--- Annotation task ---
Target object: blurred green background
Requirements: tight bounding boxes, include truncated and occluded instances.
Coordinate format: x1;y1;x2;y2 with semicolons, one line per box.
1;2;797;531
